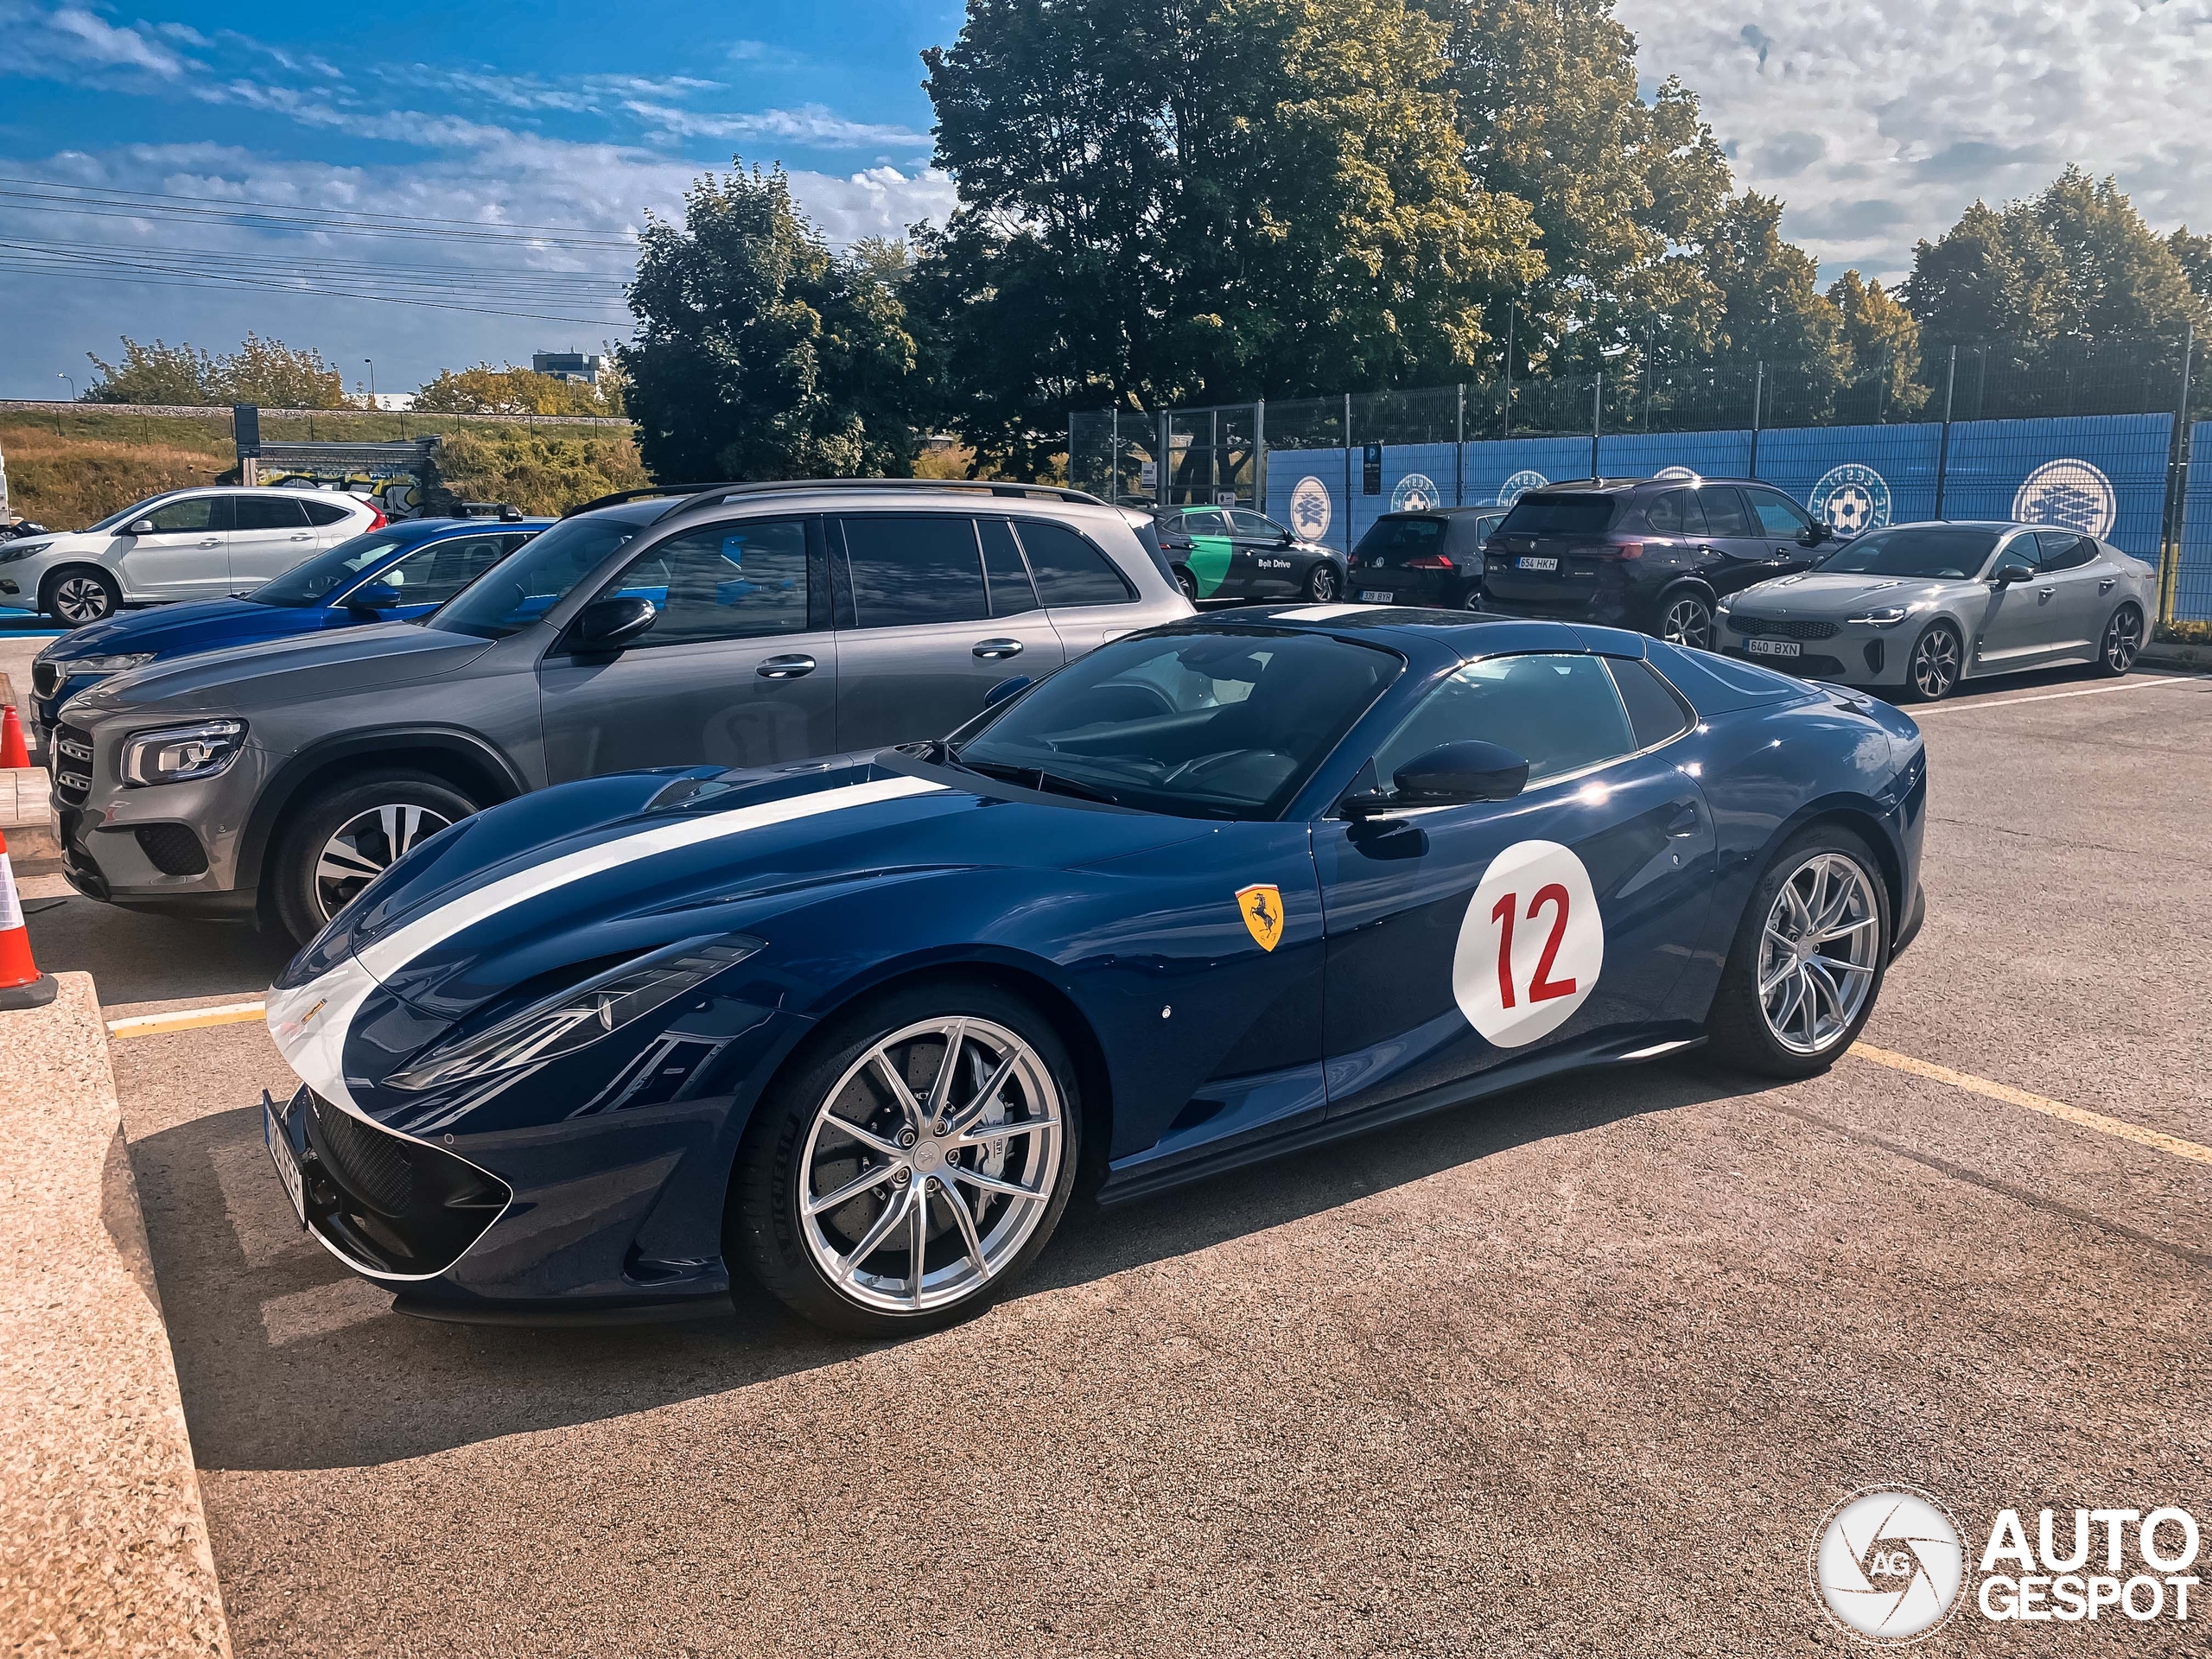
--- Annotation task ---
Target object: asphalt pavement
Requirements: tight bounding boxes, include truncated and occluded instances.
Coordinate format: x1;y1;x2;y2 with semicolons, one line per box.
29;664;2212;1657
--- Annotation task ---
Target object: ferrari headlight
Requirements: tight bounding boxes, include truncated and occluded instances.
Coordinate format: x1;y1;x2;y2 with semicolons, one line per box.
120;719;245;785
386;936;766;1092
1847;606;1909;627
63;652;157;675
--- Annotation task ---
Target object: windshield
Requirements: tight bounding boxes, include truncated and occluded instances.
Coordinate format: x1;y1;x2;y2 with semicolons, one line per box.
248;532;411;607
1819;526;2000;579
1497;493;1618;537
952;629;1399;819
84;492;183;534
429;513;644;639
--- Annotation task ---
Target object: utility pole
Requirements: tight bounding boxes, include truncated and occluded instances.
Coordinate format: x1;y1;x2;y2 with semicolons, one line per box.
2161;324;2195;626
1934;346;1957;520
1748;361;1764;478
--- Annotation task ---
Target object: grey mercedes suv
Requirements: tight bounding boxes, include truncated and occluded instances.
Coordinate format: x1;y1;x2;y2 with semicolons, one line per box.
51;480;1192;942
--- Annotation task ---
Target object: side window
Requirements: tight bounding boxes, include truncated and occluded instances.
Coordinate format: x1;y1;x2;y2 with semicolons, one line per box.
301;499;355;527
1370;653;1637;791
144;496;232;533
620;519;810;646
1183;509;1228;537
2037;531;2097;571
1644;490;1705;537
1014;520;1139;607
236;496;308;531
1748;489;1815;537
1995;532;2040;574
1696;486;1752;537
839;515;988;628
373;535;511;606
1228;510;1280;538
1605;658;1694;748
977;519;1039;616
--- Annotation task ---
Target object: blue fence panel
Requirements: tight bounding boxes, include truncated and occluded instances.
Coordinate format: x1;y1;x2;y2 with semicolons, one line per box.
1751;423;1945;532
1937;414;2171;557
1596;429;1753;482
1455;437;1595;512
2177;421;2212;623
1266;448;1349;551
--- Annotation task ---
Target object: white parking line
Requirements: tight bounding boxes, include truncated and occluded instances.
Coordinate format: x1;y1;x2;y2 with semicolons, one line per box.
1915;675;2202;714
106;1000;267;1039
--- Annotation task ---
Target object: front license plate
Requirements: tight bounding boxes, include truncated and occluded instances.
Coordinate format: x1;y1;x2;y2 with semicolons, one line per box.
1745;638;1802;658
1358;589;1395;603
264;1091;307;1227
1516;556;1559;572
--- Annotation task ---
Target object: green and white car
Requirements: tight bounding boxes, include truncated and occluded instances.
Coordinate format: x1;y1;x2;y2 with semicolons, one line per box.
1153;506;1346;604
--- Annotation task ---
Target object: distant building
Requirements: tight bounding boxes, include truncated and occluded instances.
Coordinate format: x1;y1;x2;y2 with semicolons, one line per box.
368;392;416;412
532;352;604;385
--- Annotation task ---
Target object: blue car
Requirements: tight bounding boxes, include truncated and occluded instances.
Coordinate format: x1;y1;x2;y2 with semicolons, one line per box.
29;516;548;735
262;606;1928;1335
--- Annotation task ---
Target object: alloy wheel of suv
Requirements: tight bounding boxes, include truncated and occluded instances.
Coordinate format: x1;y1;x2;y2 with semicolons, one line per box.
271;772;477;944
1659;591;1713;650
48;569;119;625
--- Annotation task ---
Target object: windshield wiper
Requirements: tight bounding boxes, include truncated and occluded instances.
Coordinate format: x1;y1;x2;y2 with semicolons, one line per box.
957;757;1123;806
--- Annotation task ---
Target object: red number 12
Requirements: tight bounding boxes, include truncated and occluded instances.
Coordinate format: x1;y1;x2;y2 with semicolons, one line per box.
1491;883;1578;1010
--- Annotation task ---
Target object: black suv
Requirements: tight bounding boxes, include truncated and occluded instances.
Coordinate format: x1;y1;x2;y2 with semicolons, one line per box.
1478;476;1834;648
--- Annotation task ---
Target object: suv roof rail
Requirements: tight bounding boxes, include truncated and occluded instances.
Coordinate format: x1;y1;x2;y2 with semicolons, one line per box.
665;477;1109;513
560;482;748;519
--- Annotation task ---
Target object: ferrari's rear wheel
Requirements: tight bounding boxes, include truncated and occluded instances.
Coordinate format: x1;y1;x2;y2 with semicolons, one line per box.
2096;603;2142;677
732;980;1081;1335
1705;826;1891;1078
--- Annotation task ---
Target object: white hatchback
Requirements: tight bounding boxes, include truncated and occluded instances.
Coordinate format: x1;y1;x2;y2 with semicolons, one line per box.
0;486;383;624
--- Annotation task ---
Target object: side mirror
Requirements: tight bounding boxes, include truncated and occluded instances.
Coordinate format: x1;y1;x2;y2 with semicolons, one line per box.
1277;529;1294;546
983;674;1032;707
565;594;658;654
346;584;401;614
1799;523;1831;546
1393;740;1529;805
1993;561;2035;587
128;518;156;536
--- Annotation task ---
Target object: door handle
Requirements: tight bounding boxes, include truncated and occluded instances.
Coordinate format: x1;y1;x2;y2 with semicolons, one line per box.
972;639;1025;660
197;537;219;547
756;654;817;679
1665;803;1703;838
2099;578;2116;594
290;532;311;541
2037;587;2056;601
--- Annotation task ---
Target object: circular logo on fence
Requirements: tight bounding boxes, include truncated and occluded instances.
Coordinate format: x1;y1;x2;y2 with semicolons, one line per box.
1390;473;1440;512
1810;1487;1966;1645
1654;465;1701;481
2012;458;2117;538
1452;840;1602;1048
1497;469;1548;506
1289;476;1332;542
1809;463;1892;537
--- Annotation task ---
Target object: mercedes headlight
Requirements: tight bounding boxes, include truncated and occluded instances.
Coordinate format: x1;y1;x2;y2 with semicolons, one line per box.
120;720;246;785
386;936;766;1092
1847;606;1910;628
62;652;157;675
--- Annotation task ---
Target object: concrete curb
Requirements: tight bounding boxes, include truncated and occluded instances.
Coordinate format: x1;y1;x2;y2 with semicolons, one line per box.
2;767;60;875
0;973;232;1656
2143;639;2212;672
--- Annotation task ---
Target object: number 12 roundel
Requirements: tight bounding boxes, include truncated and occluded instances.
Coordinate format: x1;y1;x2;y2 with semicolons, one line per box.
1451;840;1603;1047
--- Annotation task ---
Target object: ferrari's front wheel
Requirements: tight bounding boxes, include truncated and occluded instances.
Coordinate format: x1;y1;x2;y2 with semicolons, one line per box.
731;980;1081;1336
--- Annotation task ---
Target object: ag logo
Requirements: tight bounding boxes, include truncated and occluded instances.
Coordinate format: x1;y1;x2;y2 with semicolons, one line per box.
1236;883;1284;952
1809;463;1891;537
1289;477;1332;543
2013;458;2117;538
1497;469;1548;506
1452;841;1601;1046
1811;1487;1966;1644
1654;465;1700;481
1390;473;1440;512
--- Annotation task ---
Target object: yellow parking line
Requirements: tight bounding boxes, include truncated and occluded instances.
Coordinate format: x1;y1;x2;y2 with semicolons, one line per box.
1851;1042;2212;1166
105;1000;267;1039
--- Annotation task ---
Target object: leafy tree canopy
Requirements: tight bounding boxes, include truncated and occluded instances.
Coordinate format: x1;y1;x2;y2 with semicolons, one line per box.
620;163;922;482
416;362;627;417
85;333;348;409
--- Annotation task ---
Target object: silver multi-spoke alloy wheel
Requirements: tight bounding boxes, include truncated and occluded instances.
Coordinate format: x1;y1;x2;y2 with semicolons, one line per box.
1307;564;1339;602
1910;625;1961;699
1661;593;1713;650
52;575;114;624
2103;606;2142;674
315;803;453;919
1757;852;1881;1056
798;1015;1065;1314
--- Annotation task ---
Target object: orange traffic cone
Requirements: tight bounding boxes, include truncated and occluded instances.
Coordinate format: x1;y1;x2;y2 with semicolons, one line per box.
0;705;27;770
0;826;57;1010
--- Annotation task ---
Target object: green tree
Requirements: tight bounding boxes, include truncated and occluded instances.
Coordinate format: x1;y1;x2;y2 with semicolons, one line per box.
83;338;217;404
416;363;626;416
2171;228;2212;313
213;334;348;408
1700;193;1847;407
431;427;648;514
622;163;923;481
1827;270;1927;414
918;0;1540;473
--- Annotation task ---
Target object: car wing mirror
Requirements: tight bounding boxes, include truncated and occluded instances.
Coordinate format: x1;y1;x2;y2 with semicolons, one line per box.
1799;524;1830;546
1393;740;1529;804
127;518;156;536
564;594;658;654
345;584;402;614
1993;562;2035;587
983;674;1032;707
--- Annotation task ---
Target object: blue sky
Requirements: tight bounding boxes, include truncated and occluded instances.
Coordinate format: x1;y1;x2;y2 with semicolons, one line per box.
3;0;2206;401
0;2;964;397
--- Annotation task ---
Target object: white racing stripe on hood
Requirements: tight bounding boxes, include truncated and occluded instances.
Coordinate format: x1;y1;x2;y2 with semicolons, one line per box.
266;773;949;1116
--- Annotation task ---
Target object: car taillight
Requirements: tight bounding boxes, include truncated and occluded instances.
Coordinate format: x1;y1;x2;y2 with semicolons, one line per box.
364;507;388;531
1573;541;1643;560
1402;554;1452;571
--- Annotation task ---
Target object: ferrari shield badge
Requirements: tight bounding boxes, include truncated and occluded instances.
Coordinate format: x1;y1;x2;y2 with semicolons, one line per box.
1236;883;1284;952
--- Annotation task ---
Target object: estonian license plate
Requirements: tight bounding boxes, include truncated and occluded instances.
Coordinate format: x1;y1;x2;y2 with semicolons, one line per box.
1516;556;1559;572
1745;637;1802;659
1358;589;1395;603
264;1091;308;1227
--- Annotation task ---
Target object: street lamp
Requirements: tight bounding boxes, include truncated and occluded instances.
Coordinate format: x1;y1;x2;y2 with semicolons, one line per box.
57;372;75;401
364;358;376;406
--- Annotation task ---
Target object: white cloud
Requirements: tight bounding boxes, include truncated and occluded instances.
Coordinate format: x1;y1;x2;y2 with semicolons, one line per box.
621;101;931;151
7;3;186;76
1617;0;2212;283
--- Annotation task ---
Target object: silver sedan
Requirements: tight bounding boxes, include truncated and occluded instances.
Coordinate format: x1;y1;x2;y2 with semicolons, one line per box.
1713;520;2156;701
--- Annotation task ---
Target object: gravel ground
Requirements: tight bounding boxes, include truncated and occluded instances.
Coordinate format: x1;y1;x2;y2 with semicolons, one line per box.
32;664;2212;1657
